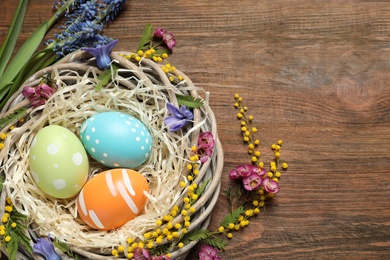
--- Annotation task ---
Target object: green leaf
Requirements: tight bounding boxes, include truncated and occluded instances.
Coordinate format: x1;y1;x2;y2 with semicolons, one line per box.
180;229;228;250
152;47;170;56
14;228;33;254
0;21;49;90
220;206;245;228
0;107;28;130
196;179;211;197
7;232;19;260
0;82;13;103
176;94;204;109
200;235;228;250
0;0;28;77
137;23;154;51
95;64;120;91
53;237;79;259
180;229;212;244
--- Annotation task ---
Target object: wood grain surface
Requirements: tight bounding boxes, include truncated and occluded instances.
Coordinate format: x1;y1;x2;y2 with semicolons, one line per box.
1;0;390;259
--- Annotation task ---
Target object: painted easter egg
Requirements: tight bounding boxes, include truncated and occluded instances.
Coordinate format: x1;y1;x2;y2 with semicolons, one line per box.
77;168;149;230
29;125;89;199
80;112;153;168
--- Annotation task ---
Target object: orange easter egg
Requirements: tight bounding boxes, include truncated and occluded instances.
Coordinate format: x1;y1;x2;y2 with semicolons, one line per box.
77;169;149;230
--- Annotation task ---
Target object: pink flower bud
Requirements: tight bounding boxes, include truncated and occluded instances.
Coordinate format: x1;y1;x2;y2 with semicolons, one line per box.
154;28;166;38
22;86;36;98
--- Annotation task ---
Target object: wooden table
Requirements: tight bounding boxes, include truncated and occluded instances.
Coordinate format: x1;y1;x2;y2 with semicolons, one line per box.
1;0;390;259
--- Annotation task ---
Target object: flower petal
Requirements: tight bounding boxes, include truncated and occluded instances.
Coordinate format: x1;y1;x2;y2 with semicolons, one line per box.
82;39;118;69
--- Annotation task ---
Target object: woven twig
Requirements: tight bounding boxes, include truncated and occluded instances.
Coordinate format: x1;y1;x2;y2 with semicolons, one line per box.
0;51;223;259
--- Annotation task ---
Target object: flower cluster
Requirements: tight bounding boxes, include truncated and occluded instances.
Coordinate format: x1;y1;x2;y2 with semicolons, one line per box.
229;164;267;191
49;0;126;57
22;79;58;108
154;28;177;50
0;198;32;259
200;94;289;253
199;244;221;260
122;25;176;63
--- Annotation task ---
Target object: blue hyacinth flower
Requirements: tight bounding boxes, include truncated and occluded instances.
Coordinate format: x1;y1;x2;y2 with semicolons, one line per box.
33;234;60;260
164;102;194;132
81;39;118;69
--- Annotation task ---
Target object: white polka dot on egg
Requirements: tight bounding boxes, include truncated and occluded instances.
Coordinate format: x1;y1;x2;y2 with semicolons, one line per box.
73;152;83;165
53;179;66;190
47;143;59;155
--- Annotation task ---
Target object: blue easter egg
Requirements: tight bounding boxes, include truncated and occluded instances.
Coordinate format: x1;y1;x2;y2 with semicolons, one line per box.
80;112;153;168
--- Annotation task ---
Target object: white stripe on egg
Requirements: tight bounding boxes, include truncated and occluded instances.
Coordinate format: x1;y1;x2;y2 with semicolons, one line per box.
78;190;88;216
89;210;105;229
117;182;139;214
122;169;136;196
106;171;117;196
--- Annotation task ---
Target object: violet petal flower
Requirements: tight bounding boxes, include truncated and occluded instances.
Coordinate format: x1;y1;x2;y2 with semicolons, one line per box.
229;169;241;180
163;32;176;49
199;244;220;260
35;83;56;99
196;143;213;163
82;39;118;69
33;234;60;260
133;247;150;260
22;86;36;98
164;102;194;132
154;28;166;38
262;178;280;193
243;171;262;191
198;132;215;149
235;164;258;177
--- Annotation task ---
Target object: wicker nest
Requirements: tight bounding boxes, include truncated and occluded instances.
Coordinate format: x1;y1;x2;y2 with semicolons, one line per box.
0;51;223;259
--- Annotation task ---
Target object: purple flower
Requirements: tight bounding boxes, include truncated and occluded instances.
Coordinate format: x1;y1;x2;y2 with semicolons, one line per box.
33;234;60;260
229;169;241;180
22;81;58;108
164;102;194;132
262;178;280;193
229;164;258;179
133;247;150;260
163;32;176;49
154;28;166;38
199;244;221;260
35;83;57;99
81;39;118;69
154;28;176;50
243;171;263;190
229;164;267;190
196;143;213;163
198;132;215;149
